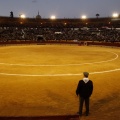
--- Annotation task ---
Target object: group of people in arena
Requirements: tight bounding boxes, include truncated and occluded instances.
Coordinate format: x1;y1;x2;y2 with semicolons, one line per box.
0;25;120;42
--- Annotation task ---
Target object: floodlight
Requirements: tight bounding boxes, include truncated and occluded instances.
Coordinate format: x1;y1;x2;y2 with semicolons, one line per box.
112;13;119;18
20;14;26;18
81;15;87;19
50;15;56;20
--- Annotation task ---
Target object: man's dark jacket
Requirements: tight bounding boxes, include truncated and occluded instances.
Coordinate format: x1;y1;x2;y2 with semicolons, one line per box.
76;80;93;98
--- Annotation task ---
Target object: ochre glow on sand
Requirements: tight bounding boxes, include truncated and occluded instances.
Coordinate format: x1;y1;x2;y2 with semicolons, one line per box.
0;45;120;120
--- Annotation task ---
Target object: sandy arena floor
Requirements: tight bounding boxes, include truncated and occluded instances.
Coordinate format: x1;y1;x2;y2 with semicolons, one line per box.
0;44;120;120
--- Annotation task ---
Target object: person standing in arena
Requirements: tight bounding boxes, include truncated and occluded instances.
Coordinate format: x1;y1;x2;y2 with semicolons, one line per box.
76;72;93;116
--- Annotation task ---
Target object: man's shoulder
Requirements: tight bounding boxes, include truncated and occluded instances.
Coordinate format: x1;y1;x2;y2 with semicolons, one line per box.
88;80;93;84
79;80;83;82
79;79;92;82
78;80;84;84
78;79;93;84
89;80;92;82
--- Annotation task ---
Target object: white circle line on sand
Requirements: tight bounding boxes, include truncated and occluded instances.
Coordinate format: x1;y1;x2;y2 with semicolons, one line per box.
0;51;119;67
0;68;120;77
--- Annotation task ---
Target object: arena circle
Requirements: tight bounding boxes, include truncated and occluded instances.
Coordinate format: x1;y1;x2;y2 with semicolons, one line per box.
0;45;120;76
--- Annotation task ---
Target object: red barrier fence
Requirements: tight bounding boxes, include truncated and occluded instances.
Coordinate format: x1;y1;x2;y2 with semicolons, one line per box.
87;41;120;47
0;40;120;47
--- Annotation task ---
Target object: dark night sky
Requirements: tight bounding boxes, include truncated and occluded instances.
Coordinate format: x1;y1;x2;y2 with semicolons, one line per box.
0;0;120;18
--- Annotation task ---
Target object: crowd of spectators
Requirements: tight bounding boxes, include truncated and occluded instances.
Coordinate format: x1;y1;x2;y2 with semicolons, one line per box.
0;25;120;43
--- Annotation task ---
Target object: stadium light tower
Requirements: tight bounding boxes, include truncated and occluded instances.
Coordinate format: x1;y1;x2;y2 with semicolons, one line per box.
81;15;87;19
50;15;56;20
112;13;119;18
20;14;26;19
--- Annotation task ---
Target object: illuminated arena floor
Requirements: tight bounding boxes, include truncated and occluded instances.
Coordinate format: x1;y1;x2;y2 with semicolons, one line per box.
0;44;120;120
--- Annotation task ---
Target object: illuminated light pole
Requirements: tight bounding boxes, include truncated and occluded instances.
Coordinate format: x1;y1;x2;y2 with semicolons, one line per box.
81;15;87;19
19;14;26;25
112;13;119;18
20;14;26;19
50;15;56;20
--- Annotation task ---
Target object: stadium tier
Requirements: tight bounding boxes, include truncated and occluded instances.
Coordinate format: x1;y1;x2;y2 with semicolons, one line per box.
0;16;120;43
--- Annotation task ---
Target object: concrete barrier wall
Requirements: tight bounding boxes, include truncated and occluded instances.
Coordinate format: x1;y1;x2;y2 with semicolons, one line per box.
0;40;120;47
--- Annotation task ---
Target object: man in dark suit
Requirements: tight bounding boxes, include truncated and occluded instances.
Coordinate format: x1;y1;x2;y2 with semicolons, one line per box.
76;72;93;116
